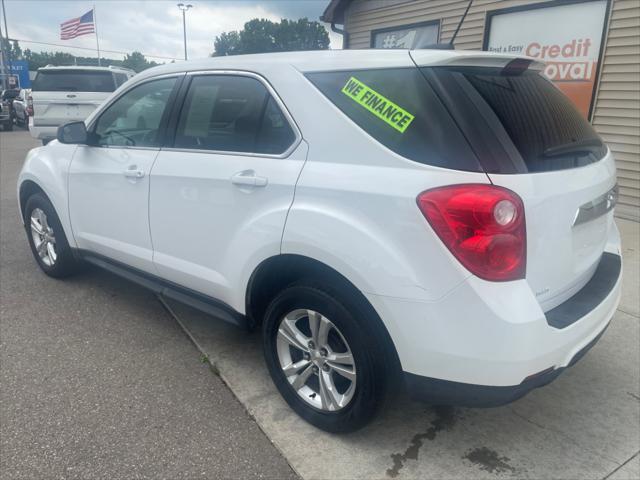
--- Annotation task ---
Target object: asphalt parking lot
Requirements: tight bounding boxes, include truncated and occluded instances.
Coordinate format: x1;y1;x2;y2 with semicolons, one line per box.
0;129;297;479
1;129;639;479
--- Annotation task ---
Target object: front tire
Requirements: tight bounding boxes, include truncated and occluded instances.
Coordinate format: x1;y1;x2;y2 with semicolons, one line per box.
24;193;81;278
262;282;389;433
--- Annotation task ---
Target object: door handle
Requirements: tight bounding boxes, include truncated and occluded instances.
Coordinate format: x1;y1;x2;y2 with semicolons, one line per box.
231;170;268;187
123;167;145;179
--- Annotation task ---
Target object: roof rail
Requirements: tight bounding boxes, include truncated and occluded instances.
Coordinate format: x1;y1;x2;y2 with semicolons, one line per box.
107;65;136;73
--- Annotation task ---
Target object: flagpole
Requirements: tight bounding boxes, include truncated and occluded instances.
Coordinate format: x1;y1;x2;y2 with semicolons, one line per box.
93;4;101;66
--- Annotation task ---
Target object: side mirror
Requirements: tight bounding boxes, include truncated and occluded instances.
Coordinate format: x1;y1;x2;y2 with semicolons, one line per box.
57;121;88;144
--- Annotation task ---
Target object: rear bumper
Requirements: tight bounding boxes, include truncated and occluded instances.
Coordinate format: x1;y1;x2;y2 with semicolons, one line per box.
366;222;622;399
403;322;609;407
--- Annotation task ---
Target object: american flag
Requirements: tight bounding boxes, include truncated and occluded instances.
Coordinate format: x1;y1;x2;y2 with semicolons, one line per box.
60;10;95;40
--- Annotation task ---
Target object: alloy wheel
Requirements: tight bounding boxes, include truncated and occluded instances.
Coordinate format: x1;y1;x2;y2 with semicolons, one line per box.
276;309;356;411
30;208;57;267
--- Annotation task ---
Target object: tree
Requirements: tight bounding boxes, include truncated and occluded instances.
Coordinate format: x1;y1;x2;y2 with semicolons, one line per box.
122;51;158;73
213;17;329;56
0;37;22;61
11;40;22;59
213;31;242;56
3;40;161;72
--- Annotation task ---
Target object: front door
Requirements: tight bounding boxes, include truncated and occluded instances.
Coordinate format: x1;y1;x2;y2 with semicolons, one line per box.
68;76;180;273
149;73;306;309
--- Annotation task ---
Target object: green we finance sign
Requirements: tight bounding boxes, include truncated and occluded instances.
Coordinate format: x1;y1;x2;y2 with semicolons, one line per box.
341;77;415;133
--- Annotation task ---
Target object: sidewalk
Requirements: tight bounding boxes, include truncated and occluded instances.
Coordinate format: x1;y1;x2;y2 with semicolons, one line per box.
168;218;639;479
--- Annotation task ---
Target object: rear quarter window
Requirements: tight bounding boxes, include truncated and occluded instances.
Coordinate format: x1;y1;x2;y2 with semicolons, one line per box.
32;70;116;93
305;68;482;172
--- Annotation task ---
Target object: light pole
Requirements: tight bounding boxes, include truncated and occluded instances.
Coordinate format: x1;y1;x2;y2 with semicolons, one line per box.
177;3;192;61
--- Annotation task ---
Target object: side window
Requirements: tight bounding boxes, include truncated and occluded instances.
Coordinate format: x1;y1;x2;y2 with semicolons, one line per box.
93;77;176;147
305;68;482;172
257;97;297;154
114;73;129;87
174;75;295;155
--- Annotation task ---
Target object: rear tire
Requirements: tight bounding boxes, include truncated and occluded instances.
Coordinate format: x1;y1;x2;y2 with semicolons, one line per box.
24;193;81;278
3;120;12;131
262;281;390;433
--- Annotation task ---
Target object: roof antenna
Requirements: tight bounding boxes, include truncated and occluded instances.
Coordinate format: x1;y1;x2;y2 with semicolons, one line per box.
449;0;473;47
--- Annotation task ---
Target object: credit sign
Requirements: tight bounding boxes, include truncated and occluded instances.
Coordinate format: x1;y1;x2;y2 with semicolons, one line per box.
485;0;609;119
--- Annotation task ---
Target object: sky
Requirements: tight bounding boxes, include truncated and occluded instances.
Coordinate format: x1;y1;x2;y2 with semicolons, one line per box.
1;0;342;62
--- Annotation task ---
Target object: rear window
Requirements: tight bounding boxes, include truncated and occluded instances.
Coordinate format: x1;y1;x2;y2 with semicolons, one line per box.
425;67;607;173
305;68;482;172
32;70;116;93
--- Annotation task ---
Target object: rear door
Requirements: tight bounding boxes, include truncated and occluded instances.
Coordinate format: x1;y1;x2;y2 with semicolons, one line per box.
420;58;617;311
149;72;306;306
31;69;115;126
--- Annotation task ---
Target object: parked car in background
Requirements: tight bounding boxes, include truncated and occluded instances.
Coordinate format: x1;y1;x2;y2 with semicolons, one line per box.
17;50;622;432
29;65;135;144
12;88;32;127
0;102;11;131
0;88;20;131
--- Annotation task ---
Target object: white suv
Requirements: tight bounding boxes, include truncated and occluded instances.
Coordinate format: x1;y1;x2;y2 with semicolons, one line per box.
17;50;622;432
29;65;135;144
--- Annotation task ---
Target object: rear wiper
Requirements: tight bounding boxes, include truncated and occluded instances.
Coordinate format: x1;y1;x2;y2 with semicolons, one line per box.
543;138;602;158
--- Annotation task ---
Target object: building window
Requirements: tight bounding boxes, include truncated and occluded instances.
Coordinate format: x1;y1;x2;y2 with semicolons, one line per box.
371;21;439;49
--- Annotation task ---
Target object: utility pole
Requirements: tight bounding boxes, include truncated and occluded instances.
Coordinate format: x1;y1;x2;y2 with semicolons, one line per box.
93;5;101;66
0;19;7;90
0;0;10;89
177;3;192;61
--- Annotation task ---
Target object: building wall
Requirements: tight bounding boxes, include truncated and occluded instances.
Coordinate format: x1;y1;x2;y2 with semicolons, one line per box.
344;0;640;221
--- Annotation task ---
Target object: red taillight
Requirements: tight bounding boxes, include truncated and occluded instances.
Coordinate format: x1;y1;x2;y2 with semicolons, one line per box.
417;184;526;281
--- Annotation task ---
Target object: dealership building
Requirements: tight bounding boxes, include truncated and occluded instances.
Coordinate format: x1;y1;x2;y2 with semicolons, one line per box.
322;0;640;221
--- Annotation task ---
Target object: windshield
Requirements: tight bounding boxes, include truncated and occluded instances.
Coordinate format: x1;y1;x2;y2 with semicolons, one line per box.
2;90;20;100
423;67;607;173
32;70;116;93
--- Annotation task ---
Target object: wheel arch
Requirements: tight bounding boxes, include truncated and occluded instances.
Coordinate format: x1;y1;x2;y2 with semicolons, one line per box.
245;253;402;375
17;144;77;247
19;180;48;221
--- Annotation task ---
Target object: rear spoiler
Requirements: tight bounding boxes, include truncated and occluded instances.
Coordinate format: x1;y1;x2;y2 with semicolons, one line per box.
410;50;545;72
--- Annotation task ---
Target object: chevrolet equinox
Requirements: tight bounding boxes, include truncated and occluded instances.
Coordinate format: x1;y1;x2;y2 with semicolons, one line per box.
18;50;622;432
